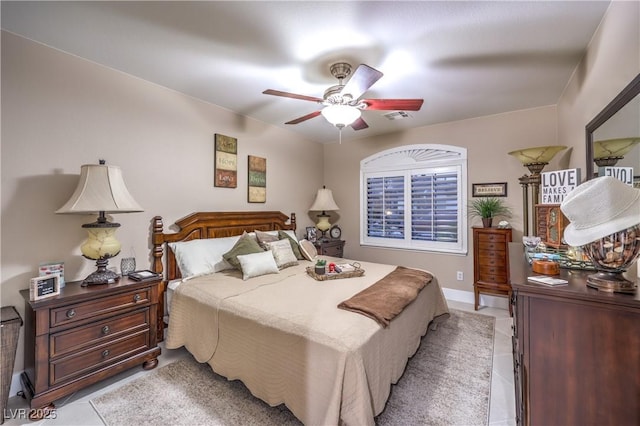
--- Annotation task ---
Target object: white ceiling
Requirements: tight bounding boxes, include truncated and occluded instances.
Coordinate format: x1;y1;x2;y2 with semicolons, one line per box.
2;1;611;144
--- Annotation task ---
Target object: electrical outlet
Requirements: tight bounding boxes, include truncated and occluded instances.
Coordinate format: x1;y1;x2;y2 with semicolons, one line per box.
456;271;464;281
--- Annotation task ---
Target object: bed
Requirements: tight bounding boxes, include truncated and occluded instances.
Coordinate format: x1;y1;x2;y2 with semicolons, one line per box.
151;211;450;425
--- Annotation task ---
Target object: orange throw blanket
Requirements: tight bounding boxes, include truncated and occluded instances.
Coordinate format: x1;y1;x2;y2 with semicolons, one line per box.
337;266;433;327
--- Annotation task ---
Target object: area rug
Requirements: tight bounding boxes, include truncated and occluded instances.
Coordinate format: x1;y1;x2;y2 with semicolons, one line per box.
91;309;495;426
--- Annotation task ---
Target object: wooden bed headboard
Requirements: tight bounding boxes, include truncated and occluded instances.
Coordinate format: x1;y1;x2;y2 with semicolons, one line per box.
151;211;296;280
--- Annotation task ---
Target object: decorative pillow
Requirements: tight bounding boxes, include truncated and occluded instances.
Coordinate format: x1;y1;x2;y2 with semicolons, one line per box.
255;230;279;249
278;230;304;260
264;239;299;269
236;251;279;281
222;232;264;270
169;235;239;278
298;239;317;261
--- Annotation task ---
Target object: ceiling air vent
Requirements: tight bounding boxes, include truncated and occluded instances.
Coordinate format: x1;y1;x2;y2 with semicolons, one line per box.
383;111;412;120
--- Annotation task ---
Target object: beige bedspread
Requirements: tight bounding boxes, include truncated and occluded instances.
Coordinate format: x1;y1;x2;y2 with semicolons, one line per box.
166;258;449;426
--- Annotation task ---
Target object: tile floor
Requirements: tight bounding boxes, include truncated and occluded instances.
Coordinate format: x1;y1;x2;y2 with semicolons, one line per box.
3;300;515;426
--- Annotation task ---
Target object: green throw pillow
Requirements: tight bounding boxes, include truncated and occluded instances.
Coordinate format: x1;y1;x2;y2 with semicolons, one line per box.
223;232;264;270
278;230;304;260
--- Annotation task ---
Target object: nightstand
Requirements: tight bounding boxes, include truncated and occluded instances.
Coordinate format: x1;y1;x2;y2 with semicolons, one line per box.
314;239;345;258
19;276;161;417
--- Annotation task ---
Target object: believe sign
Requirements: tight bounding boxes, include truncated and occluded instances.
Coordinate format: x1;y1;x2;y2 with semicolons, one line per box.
540;168;581;204
598;167;634;186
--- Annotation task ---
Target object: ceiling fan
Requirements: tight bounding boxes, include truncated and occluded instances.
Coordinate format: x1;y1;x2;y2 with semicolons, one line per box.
263;62;424;131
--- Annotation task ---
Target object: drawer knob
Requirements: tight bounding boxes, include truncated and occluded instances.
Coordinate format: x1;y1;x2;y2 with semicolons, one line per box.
102;349;110;358
66;309;76;319
102;325;110;335
133;294;141;302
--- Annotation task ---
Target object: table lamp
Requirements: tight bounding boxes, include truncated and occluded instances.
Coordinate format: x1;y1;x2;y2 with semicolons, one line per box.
309;186;339;241
56;160;143;286
561;176;640;293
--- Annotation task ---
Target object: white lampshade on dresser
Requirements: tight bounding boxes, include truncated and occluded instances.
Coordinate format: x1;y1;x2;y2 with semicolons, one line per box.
56;160;143;286
309;186;340;240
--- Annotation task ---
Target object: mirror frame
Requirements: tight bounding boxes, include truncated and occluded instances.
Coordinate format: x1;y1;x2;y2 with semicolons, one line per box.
585;73;640;180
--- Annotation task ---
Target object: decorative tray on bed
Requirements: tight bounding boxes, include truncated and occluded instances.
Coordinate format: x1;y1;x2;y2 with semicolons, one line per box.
306;263;365;281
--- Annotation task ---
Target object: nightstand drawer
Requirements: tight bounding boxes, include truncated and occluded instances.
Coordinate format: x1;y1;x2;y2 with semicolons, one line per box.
321;245;343;257
50;308;150;358
50;287;151;328
50;330;150;386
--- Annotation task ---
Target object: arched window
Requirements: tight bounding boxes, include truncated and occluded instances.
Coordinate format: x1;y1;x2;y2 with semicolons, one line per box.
360;144;468;254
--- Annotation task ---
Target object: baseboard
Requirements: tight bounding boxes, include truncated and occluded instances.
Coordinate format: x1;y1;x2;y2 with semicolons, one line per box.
442;287;510;311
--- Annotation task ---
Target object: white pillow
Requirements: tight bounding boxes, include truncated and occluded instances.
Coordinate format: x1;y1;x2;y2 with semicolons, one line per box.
298;239;317;261
236;251;279;280
168;235;239;278
264;239;299;269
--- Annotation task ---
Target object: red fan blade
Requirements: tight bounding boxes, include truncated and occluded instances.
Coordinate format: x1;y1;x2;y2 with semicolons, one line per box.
263;89;323;103
285;110;322;125
340;64;383;100
362;99;424;111
351;117;369;131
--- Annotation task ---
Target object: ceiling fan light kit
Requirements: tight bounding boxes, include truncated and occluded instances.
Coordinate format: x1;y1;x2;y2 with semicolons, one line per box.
321;104;361;128
263;62;424;133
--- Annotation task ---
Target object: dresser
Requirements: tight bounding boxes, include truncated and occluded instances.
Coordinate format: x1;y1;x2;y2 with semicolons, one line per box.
473;227;512;315
509;243;640;426
314;239;345;258
20;277;161;416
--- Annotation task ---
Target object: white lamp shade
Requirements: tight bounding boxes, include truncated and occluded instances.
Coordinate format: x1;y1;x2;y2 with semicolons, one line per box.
321;105;361;127
56;164;143;214
309;187;340;212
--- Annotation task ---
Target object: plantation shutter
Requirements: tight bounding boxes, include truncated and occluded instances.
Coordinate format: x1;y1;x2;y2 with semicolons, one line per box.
411;171;458;243
366;175;404;239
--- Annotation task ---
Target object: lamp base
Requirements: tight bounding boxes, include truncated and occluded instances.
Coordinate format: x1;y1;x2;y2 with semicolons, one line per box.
82;257;120;287
587;271;637;294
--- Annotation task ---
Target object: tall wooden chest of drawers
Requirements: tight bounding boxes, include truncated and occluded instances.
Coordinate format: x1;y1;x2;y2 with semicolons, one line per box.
473;227;512;316
20;277;161;415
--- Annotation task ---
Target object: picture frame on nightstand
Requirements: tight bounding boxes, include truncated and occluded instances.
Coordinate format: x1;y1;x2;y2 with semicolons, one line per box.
306;226;317;243
29;274;61;301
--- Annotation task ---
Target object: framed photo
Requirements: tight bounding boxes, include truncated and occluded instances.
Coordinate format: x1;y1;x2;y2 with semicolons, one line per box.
30;274;61;301
306;226;317;243
472;182;507;197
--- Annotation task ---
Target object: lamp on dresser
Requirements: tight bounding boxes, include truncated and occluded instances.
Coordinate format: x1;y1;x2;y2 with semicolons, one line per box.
56;160;143;286
508;145;567;235
309;186;340;241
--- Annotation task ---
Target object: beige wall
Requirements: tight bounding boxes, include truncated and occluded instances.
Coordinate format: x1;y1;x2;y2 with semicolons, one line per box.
324;106;559;292
1;32;323;371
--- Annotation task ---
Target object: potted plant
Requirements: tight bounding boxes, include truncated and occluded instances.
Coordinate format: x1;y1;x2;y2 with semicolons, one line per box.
314;259;327;275
468;197;512;228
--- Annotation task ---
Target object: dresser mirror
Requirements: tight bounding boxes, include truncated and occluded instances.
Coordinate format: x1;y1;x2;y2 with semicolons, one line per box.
585;73;640;182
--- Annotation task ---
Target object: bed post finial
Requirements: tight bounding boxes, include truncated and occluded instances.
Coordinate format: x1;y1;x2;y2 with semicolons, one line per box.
291;212;296;231
152;216;164;275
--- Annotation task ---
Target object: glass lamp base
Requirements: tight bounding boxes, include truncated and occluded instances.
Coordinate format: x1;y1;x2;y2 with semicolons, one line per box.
587;271;637;294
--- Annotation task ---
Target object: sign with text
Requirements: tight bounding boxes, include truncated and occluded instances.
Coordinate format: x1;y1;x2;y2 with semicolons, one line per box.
540;168;581;204
598;167;634;186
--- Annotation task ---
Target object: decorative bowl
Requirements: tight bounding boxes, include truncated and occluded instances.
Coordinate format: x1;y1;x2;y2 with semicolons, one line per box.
581;224;640;293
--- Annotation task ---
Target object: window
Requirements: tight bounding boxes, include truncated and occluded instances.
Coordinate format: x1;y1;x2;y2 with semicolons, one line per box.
360;144;467;254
